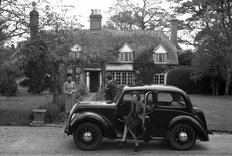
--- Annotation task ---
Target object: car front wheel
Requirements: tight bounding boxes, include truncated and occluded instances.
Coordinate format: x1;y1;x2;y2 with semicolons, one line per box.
73;122;102;150
169;123;196;150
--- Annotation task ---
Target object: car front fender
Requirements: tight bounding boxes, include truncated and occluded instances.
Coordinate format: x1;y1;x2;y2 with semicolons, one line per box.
68;112;117;139
166;115;209;141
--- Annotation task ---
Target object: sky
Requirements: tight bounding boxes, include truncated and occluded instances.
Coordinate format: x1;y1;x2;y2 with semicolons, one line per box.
51;0;116;29
9;0;193;49
44;0;176;29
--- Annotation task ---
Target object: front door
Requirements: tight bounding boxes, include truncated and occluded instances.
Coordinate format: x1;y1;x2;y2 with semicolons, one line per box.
90;71;99;92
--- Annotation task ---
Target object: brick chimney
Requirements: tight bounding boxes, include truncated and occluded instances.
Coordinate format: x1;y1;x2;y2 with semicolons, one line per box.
170;19;178;47
90;9;102;30
29;2;39;40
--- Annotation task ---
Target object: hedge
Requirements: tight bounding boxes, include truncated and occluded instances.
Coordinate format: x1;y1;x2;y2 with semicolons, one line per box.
167;66;201;94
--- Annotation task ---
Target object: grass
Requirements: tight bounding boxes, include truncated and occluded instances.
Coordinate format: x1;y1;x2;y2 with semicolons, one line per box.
0;94;52;125
189;95;232;132
0;93;232;133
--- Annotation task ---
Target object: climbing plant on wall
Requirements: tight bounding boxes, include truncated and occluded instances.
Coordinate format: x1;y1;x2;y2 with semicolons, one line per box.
133;48;165;85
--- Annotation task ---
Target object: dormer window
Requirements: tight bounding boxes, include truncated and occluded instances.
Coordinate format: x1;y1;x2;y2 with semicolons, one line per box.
118;42;134;63
69;44;82;59
153;45;167;64
120;52;133;62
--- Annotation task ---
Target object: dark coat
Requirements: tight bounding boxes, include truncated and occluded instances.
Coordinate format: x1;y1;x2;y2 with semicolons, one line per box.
125;101;143;133
105;80;117;101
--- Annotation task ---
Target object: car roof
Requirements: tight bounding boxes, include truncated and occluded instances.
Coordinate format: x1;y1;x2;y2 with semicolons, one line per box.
123;84;185;94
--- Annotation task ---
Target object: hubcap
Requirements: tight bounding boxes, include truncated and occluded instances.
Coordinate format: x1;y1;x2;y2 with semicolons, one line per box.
83;132;93;142
178;132;188;142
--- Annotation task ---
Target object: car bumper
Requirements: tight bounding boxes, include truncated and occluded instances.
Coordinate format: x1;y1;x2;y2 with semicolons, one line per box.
64;124;70;135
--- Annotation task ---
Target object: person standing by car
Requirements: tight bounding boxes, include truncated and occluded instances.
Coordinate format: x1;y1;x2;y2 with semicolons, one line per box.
63;73;77;114
118;91;143;152
104;73;117;101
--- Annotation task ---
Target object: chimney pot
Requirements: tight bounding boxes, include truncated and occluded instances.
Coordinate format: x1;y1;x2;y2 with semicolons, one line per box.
90;9;102;30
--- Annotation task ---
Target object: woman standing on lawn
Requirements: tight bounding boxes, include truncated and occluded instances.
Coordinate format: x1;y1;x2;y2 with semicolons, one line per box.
63;73;77;114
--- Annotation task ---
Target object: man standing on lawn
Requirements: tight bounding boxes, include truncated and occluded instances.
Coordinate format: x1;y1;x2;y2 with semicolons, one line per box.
104;73;117;101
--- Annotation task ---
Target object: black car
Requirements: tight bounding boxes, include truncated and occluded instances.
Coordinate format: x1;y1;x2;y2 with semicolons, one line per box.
64;85;209;150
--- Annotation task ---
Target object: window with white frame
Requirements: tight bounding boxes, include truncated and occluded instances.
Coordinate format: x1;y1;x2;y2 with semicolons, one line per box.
153;73;165;84
154;53;167;63
118;42;134;62
153;45;168;64
109;72;134;85
120;52;133;62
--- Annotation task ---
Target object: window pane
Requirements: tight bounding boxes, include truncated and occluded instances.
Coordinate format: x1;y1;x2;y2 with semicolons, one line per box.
120;53;124;61
116;72;121;85
110;72;115;80
158;92;173;103
164;54;167;62
129;53;133;61
128;72;133;85
125;53;129;61
160;74;164;84
171;92;186;107
122;72;127;85
153;74;159;84
158;54;162;62
155;54;158;62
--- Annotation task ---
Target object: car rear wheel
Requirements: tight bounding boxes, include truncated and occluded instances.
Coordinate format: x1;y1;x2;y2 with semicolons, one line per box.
169;123;196;150
73;122;102;150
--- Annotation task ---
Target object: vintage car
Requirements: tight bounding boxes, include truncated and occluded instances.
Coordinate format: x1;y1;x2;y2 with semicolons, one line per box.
64;85;209;150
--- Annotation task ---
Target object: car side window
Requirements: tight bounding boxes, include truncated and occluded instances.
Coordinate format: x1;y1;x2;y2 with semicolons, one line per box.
171;92;186;108
122;92;132;102
122;91;145;102
157;92;186;108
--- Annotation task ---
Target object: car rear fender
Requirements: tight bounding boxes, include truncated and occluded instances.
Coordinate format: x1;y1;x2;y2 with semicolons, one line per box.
166;115;209;141
69;112;117;139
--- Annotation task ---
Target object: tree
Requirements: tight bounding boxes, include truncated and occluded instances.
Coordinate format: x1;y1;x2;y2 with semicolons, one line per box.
0;45;15;65
0;0;31;44
0;0;81;44
106;0;174;30
178;50;193;66
172;0;232;95
18;37;54;94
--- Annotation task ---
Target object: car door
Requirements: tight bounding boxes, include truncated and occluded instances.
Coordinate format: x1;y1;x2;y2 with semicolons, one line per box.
142;91;188;139
141;91;156;141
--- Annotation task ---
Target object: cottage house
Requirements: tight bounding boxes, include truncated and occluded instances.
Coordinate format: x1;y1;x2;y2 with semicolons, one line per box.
67;9;179;92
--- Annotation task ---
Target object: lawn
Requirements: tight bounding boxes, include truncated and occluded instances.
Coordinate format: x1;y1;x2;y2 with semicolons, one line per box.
0;95;52;125
0;94;232;133
189;95;232;132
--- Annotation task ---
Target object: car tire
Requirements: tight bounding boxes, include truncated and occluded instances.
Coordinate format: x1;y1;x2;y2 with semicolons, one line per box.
169;123;196;150
73;122;102;150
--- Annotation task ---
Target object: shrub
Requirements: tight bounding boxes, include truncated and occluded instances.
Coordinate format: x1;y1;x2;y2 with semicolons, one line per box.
78;84;87;96
0;79;18;96
167;66;199;93
0;63;18;96
39;103;65;123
